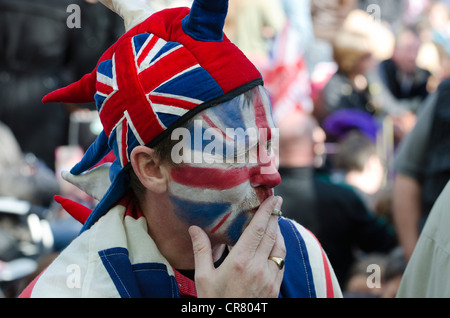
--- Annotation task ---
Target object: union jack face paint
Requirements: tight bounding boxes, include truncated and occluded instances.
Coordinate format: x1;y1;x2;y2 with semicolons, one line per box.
167;86;281;245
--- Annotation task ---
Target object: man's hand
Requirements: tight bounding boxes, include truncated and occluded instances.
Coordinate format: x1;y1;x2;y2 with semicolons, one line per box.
189;196;285;298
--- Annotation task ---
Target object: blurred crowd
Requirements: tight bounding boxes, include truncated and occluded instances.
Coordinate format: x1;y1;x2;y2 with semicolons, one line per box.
0;0;449;297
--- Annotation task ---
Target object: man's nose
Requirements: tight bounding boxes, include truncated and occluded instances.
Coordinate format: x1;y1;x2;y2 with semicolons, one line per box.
250;169;281;188
249;149;281;188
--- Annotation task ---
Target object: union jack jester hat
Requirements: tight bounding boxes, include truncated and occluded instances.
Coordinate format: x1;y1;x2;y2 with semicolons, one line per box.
43;0;263;232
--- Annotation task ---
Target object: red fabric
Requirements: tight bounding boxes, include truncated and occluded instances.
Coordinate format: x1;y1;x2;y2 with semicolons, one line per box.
98;90;126;136
136;34;160;66
17;268;47;298
139;46;198;93
41;72;97;104
120;118;129;166
305;228;335;298
169;14;261;94
173;269;197;298
54;195;92;225
123;194;145;220
320;248;334;298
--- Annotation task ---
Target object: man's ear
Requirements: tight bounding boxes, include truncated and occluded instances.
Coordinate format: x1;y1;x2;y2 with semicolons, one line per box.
130;146;170;194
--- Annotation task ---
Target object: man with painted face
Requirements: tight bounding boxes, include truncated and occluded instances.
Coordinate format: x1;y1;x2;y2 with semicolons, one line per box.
19;0;342;298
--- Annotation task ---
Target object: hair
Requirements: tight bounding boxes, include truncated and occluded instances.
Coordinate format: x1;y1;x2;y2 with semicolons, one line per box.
332;29;372;76
334;131;377;172
128;120;187;201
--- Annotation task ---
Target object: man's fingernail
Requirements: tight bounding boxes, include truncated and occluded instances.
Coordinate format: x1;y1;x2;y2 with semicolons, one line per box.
189;226;199;240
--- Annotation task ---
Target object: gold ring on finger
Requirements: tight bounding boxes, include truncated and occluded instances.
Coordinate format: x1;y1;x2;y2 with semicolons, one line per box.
269;256;285;270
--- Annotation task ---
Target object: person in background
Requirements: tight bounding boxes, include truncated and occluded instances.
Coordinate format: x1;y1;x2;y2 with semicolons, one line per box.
332;131;385;211
224;0;286;69
392;31;450;261
393;77;450;261
275;110;396;287
377;25;431;141
314;28;377;123
396;180;450;297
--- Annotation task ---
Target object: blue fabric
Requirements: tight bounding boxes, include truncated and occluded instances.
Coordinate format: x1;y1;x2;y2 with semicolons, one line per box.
156;112;181;128
278;218;316;298
154;66;224;102
133;33;151;55
150;42;182;63
70;130;110;175
94;93;107;112
97;59;114;79
99;247;180;298
181;0;228;42
126;126;141;160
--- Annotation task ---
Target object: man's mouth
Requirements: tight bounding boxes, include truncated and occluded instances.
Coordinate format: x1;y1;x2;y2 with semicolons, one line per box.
244;188;275;214
256;188;274;203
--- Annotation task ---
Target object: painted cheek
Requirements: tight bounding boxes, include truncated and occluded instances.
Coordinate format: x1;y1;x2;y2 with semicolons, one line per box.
226;213;251;244
169;195;232;229
168;165;253;233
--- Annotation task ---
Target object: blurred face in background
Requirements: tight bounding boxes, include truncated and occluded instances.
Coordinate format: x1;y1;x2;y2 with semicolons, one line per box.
392;29;421;75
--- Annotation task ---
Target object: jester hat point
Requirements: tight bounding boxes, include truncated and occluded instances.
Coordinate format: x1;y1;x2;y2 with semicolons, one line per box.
43;0;263;232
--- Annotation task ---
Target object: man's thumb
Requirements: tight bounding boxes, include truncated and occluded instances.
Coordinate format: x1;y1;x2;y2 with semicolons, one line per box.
189;226;214;272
